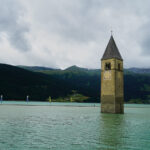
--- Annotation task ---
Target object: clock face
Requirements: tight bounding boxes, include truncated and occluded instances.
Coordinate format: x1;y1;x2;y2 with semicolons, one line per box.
104;71;111;80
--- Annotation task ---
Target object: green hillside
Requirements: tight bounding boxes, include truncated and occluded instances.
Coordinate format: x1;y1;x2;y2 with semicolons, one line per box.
27;65;150;103
0;64;71;101
0;64;150;103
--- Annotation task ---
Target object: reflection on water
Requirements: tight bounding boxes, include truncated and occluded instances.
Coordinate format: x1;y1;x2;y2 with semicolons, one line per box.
99;114;125;149
99;109;150;150
0;104;150;150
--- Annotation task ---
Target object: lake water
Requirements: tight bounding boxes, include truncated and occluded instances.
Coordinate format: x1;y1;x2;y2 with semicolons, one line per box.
0;102;150;150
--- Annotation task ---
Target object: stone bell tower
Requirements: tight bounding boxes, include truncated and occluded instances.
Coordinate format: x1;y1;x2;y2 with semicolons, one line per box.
101;35;124;114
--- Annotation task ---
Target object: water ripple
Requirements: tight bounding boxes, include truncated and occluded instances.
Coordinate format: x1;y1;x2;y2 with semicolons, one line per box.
0;105;150;150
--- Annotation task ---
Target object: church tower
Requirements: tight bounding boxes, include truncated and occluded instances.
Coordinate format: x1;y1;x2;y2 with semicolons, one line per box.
101;35;124;114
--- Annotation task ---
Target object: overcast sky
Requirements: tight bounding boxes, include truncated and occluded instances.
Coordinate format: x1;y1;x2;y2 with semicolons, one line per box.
0;0;150;69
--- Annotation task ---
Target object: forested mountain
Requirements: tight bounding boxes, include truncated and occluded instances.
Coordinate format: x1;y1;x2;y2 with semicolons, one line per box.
0;63;150;103
18;65;150;74
127;68;150;74
0;64;71;101
17;65;60;72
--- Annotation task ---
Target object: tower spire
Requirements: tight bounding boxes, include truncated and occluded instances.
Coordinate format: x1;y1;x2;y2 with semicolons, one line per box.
101;35;123;60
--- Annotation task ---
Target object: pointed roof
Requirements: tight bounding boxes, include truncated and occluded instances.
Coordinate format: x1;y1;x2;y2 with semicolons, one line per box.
101;35;123;60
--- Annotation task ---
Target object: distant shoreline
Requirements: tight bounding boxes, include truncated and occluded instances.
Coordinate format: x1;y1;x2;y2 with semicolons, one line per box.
1;100;150;104
0;102;150;108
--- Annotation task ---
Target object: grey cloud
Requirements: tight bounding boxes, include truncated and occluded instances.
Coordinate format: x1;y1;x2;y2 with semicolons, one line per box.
1;0;150;68
31;0;142;43
0;0;30;51
20;0;150;68
141;29;150;55
140;14;150;55
31;0;106;43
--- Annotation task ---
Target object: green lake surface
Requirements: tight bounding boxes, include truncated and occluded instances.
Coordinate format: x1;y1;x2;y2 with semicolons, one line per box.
0;102;150;150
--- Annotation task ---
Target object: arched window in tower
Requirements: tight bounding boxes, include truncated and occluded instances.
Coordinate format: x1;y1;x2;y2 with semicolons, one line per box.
105;63;111;70
118;63;121;71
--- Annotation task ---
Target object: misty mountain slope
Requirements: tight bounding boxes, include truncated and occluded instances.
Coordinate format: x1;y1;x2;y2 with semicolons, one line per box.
1;64;150;103
20;65;150;103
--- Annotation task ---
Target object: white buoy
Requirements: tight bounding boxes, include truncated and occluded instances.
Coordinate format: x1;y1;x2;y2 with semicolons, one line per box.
26;95;29;102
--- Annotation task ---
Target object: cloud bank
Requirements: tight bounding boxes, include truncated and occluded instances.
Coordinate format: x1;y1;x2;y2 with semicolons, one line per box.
0;0;150;69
